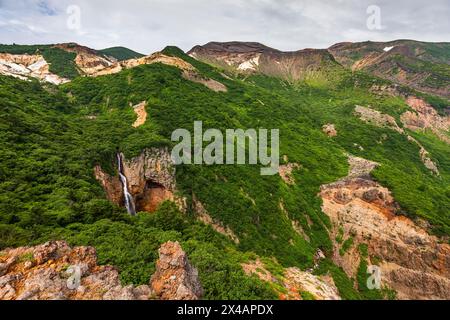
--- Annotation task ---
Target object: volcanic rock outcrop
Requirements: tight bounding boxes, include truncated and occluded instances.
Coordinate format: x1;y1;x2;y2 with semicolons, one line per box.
241;259;340;300
354;105;440;174
0;240;202;300
189;42;338;83
401;96;450;144
0;241;150;300
320;156;450;300
354;105;403;133
94;148;186;214
323;123;338;137
0;53;69;85
89;51;227;92
328;40;450;99
132;101;148;128
91;52;193;77
150;241;203;300
54;43;116;76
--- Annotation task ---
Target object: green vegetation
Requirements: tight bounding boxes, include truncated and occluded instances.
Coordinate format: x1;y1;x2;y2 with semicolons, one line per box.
356;243;397;300
99;47;145;61
0;44;448;300
0;44;79;79
314;259;361;300
339;237;354;256
18;252;34;263
300;291;316;300
389;54;450;89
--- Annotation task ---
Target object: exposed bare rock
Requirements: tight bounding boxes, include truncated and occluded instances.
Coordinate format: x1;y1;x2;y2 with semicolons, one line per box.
284;268;340;300
419;148;440;175
54;43;116;76
86;51;227;92
150;241;203;300
131;101;148;128
121;52;193;72
354;104;441;174
189;42;337;83
241;259;275;283
0;53;69;85
122;148;186;213
370;84;404;97
279;163;301;185
354;105;404;133
407;135;440;175
89;52;193;77
93;165;124;205
94;148;186;213
241;259;340;300
193;197;240;244
320;156;450;300
401;96;450;144
347;155;379;179
328;41;450;99
1;241;203;301
182;70;227;92
1;44;227;91
380;262;450;300
0;241;152;300
322;123;338;137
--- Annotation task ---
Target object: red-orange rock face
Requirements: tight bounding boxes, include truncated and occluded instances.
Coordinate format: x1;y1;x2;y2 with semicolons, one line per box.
320;156;450;300
94;148;186;214
150;241;203;300
0;240;203;300
0;241;152;300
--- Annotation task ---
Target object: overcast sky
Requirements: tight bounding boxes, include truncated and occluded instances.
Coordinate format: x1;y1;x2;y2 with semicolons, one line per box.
0;0;449;54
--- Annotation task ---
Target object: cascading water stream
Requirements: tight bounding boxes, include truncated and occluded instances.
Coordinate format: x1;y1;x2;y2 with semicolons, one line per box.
117;153;136;216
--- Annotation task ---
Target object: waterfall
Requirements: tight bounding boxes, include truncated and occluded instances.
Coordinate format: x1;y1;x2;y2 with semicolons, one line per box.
117;153;136;216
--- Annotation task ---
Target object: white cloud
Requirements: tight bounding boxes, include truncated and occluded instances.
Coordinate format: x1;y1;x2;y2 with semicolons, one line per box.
0;0;448;54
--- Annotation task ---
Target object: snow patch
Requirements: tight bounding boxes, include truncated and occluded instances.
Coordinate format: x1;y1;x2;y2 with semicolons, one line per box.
383;46;394;52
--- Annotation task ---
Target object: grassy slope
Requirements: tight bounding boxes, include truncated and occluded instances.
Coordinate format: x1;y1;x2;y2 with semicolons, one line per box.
99;47;145;61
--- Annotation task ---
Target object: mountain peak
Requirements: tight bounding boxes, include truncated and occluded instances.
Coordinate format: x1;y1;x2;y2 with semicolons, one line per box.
188;41;337;82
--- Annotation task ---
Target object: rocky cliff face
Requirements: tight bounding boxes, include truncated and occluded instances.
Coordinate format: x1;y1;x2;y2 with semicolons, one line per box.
320;156;450;300
0;53;69;85
0;241;202;300
241;258;340;300
122;148;186;213
401;96;450;144
0;241;151;300
354;105;441;175
54;43;116;76
188;42;338;83
94;148;186;214
150;241;203;300
94;165;124;205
